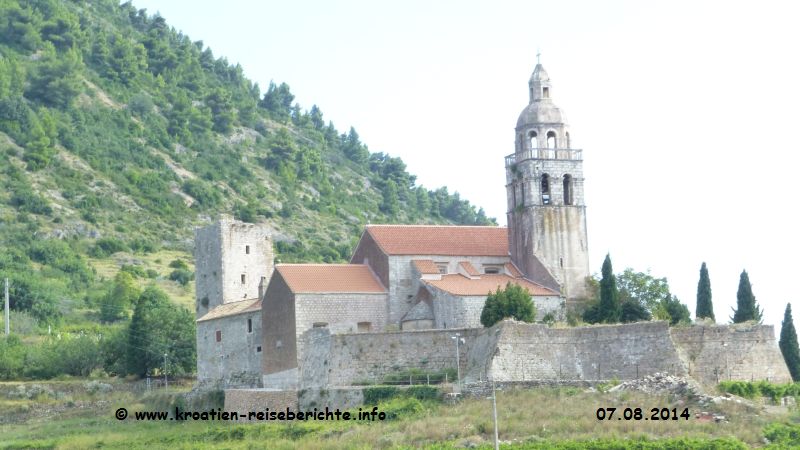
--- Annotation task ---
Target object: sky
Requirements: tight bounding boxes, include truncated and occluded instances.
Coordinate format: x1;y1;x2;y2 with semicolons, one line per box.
130;0;800;330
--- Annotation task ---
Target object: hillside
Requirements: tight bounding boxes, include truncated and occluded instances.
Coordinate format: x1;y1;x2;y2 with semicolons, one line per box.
0;0;494;334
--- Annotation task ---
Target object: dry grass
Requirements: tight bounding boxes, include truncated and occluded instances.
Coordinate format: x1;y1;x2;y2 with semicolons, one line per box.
0;385;790;449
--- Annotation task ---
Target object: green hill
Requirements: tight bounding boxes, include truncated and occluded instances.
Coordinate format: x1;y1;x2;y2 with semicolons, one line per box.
0;0;493;335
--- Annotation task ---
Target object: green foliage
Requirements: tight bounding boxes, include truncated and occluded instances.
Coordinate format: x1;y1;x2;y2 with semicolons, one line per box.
127;286;195;377
26;43;83;109
513;437;747;449
763;422;800;448
480;282;536;327
168;259;189;270
584;254;621;324
780;303;800;381
363;386;400;404
100;271;140;322
2;333;103;379
89;237;128;258
168;268;194;286
654;294;691;326
696;262;715;321
379;397;425;420
617;268;669;314
718;380;800;401
731;270;763;323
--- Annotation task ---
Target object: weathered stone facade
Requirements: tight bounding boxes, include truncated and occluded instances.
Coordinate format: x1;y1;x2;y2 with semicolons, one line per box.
197;306;262;387
298;320;791;388
507;63;590;301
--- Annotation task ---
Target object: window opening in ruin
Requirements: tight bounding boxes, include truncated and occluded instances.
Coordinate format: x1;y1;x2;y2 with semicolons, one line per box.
247;318;252;333
541;174;551;205
313;322;329;328
543;87;550;98
547;131;557;149
528;131;538;149
245;245;250;254
256;346;262;352
215;330;221;342
357;322;371;332
241;274;246;284
563;174;573;205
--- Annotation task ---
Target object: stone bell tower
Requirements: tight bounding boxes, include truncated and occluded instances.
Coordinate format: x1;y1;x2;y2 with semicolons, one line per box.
506;59;590;302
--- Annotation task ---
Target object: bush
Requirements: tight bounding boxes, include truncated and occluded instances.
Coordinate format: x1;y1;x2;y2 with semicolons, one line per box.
379;397;424;420
168;269;194;286
363;386;399;404
89;238;127;257
168;259;188;270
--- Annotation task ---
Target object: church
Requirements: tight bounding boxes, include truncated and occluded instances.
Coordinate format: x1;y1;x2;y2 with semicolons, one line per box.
195;61;592;388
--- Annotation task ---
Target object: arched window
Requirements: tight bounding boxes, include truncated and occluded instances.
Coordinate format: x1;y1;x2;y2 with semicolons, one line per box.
518;133;523;151
528;131;538;149
547;131;557;149
563;174;573;205
543;87;550;98
541;174;551;205
565;132;571;149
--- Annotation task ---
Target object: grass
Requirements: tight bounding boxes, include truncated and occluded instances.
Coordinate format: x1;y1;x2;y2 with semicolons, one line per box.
0;383;790;449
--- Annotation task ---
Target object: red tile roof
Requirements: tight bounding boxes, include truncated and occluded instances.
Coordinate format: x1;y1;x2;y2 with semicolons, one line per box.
504;262;523;278
276;264;386;294
424;274;559;297
197;298;261;322
412;259;440;274
458;261;480;276
364;225;509;256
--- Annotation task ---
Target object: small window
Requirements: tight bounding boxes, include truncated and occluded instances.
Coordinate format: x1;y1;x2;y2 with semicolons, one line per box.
484;267;500;274
560;257;564;268
436;263;448;274
247;318;252;333
245;245;250;255
357;322;371;332
541;174;551;205
241;274;246;284
528;131;538;149
543;87;550;98
215;330;221;342
256;346;262;353
276;340;282;348
313;322;328;328
563;174;573;205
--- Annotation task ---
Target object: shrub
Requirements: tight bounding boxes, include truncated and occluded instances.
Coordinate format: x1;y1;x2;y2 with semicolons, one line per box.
168;269;194;286
90;238;127;257
168;259;188;270
363;386;400;404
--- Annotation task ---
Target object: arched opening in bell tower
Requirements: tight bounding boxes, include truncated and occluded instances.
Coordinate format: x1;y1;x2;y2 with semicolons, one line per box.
565;132;571;149
541;174;551;205
528;131;538;149
546;131;557;149
563;174;573;205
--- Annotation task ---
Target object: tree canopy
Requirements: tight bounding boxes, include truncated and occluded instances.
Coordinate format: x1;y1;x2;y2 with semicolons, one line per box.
779;303;800;381
731;270;763;323
695;262;714;321
480;282;536;327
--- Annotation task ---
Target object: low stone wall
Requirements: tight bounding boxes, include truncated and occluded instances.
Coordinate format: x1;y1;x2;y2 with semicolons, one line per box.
298;387;365;410
224;389;298;421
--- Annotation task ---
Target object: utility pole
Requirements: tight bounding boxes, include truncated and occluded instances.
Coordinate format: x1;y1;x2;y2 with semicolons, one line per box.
451;333;465;392
4;278;9;336
491;379;499;450
164;353;168;392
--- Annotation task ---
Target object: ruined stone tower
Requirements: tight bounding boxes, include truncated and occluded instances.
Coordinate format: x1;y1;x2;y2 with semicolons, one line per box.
506;61;590;302
194;214;274;317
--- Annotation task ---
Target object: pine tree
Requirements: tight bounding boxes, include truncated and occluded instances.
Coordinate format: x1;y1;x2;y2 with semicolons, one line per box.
731;270;763;323
779;303;800;381
695;262;714;321
599;254;620;323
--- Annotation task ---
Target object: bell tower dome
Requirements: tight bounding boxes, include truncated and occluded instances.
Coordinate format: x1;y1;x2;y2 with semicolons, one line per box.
506;59;590;302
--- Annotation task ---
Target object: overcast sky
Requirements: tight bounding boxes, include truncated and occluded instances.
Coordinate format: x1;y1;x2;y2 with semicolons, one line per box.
130;0;800;330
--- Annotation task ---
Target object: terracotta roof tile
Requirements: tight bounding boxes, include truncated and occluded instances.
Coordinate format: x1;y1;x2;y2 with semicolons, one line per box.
365;225;508;256
424;274;559;297
412;259;440;274
197;298;261;322
458;261;480;276
277;264;386;294
504;262;523;278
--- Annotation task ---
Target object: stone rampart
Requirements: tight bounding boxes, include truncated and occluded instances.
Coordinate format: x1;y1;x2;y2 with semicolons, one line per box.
224;388;298;421
669;323;791;385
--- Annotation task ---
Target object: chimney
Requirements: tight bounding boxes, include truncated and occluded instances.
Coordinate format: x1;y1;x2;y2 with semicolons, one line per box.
258;276;267;299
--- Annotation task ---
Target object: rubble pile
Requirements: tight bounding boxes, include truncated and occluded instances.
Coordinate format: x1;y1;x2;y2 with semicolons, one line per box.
608;372;703;399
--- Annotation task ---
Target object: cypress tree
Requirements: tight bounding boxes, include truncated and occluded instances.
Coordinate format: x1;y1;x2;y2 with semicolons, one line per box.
731;270;763;323
695;262;714;321
599;254;620;323
779;303;800;381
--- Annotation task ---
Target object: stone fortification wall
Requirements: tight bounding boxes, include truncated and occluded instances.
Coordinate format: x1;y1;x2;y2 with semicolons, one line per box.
224;389;298;421
296;321;792;391
299;327;480;388
483;321;687;382
670;323;792;385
